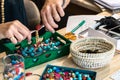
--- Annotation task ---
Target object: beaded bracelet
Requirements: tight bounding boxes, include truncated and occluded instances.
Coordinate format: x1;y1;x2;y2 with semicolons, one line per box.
62;0;66;7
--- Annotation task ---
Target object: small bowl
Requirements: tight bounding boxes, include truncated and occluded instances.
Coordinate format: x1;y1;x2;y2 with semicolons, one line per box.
70;37;115;69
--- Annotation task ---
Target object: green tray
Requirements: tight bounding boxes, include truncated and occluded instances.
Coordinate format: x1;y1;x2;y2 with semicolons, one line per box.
2;31;71;69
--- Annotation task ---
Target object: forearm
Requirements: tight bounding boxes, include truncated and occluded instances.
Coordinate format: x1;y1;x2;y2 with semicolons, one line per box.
32;0;70;9
62;0;70;9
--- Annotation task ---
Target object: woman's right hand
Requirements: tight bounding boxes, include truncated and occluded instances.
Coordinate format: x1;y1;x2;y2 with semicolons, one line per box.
0;20;31;44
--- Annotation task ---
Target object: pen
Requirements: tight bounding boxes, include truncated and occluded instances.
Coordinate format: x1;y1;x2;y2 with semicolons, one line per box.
71;20;85;33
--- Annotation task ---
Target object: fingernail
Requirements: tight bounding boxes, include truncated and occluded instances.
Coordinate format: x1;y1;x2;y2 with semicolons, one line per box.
52;30;55;33
28;40;32;44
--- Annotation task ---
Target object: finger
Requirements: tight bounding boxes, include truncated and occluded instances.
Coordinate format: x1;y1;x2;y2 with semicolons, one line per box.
14;20;29;31
51;5;61;22
13;21;31;41
57;4;65;17
3;26;17;44
41;10;55;33
46;6;58;28
27;32;32;42
13;29;24;42
7;31;18;44
10;36;18;44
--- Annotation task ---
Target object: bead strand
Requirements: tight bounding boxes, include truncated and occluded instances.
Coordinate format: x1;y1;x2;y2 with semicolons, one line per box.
1;0;5;23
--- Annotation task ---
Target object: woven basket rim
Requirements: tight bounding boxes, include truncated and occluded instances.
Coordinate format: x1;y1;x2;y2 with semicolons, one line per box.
70;37;115;55
71;52;114;60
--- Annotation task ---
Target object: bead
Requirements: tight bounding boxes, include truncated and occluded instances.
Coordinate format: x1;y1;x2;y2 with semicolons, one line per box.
87;77;92;80
43;46;47;50
53;67;57;70
49;68;53;73
59;77;63;80
37;47;43;52
7;72;14;77
45;54;51;58
51;43;55;47
30;52;35;57
32;58;38;62
11;60;17;65
50;47;54;50
47;45;51;49
55;69;61;73
24;47;28;51
55;41;60;46
28;46;34;52
1;0;5;23
72;73;76;78
35;24;41;30
45;39;50;44
75;71;79;75
8;78;13;80
21;51;28;57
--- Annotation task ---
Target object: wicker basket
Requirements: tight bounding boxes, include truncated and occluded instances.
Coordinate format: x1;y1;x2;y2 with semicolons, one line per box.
70;37;115;69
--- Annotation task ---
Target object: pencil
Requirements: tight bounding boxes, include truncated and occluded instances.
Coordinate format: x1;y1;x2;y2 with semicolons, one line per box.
71;20;85;33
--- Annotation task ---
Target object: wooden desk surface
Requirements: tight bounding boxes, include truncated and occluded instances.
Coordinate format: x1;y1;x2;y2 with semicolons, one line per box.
1;12;120;80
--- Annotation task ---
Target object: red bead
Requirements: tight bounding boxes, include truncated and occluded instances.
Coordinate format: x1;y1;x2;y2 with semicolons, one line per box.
35;24;41;30
25;73;32;76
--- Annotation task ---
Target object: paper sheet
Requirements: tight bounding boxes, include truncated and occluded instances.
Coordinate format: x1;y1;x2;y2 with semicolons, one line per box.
66;15;104;36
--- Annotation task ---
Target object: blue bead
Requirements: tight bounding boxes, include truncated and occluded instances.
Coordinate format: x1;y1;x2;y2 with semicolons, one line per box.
78;74;82;77
78;77;82;80
55;41;60;46
14;73;24;80
78;74;82;80
87;77;92;80
24;47;28;51
43;46;47;50
37;47;43;52
75;71;79;75
22;51;28;57
49;68;53;73
60;77;63;80
32;58;38;62
56;69;60;73
47;45;51;49
53;67;57;70
30;52;35;57
50;47;54;50
45;39;50;44
47;69;53;73
11;60;17;65
51;43;55;47
73;78;77;80
28;46;34;52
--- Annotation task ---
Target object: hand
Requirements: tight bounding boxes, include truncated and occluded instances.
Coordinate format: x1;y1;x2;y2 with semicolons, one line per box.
0;20;31;44
41;0;70;33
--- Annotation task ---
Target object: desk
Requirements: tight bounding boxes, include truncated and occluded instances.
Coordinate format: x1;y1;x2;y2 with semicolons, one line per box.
1;12;120;80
